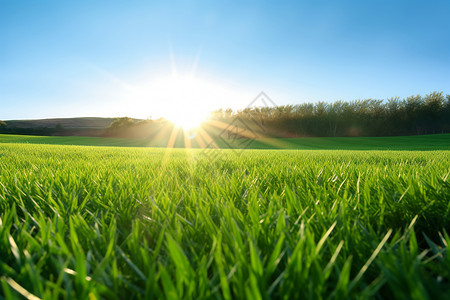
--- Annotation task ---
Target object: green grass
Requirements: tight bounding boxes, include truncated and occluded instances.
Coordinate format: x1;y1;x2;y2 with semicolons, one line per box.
0;134;148;147
1;133;449;150
0;142;449;299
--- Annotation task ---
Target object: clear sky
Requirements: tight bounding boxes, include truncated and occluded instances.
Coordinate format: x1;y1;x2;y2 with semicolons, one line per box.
1;0;449;120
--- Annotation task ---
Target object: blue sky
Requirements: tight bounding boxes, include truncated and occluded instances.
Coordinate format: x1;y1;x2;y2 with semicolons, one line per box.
1;0;449;120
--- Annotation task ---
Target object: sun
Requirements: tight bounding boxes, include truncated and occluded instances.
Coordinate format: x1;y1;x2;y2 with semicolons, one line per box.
165;109;208;131
143;75;218;131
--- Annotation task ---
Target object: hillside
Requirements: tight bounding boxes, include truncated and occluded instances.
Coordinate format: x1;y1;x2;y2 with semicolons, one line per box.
4;117;141;129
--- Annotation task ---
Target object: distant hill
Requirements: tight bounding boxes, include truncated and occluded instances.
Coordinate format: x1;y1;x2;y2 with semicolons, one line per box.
4;117;142;129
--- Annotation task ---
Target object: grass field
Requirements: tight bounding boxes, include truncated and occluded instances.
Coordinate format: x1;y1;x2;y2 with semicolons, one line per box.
0;140;449;299
1;133;449;150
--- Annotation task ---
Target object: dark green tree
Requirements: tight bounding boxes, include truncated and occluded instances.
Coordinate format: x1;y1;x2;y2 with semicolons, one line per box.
108;117;135;130
211;91;449;137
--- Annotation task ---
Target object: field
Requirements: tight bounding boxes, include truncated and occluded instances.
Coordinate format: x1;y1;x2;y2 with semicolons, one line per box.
0;137;450;299
1;133;450;150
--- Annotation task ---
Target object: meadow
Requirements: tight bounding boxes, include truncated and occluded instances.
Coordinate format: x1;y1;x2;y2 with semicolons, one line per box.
0;138;449;299
0;133;449;150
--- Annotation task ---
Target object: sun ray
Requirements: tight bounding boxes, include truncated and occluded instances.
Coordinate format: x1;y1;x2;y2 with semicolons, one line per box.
167;126;180;149
183;131;192;149
198;127;218;148
252;137;292;149
208;119;293;149
209;120;261;139
161;125;181;167
194;132;207;148
169;43;177;77
144;122;172;147
190;47;202;77
90;64;136;92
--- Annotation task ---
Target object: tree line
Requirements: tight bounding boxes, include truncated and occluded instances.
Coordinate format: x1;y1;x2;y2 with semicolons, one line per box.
210;91;450;137
0;121;66;136
1;91;449;138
